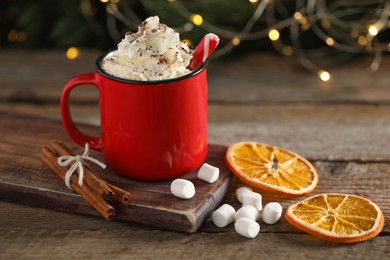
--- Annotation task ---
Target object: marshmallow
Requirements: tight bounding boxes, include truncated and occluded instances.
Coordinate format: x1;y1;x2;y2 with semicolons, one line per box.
198;163;219;183
242;192;262;211
234;205;259;221
235;217;260;238
262;202;283;224
170;179;195;199
212;204;236;227
236;186;253;203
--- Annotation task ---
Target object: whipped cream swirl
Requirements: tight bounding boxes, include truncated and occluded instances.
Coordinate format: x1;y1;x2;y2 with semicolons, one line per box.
102;16;193;81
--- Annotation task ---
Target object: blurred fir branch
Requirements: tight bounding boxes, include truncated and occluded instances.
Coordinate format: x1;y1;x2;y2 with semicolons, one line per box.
0;0;316;50
0;0;116;49
0;0;388;61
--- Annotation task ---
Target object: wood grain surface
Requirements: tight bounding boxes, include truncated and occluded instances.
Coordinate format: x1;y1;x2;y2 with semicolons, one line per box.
0;112;231;233
0;50;389;259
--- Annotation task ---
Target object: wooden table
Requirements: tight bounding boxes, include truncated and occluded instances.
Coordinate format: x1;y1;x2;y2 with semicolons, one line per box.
0;50;388;258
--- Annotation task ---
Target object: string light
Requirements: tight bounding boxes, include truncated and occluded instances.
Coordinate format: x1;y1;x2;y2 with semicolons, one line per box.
326;37;334;46
7;30;26;42
368;25;379;36
66;47;79;60
299;16;308;25
7;31;17;42
301;21;310;31
182;38;192;46
94;0;390;81
282;46;293;56
358;36;367;46
321;20;331;30
318;70;331;82
268;29;280;41
191;14;203;26
232;37;241;46
293;12;302;21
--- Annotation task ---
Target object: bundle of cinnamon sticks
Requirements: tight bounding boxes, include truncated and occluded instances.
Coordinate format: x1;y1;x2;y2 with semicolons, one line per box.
40;141;131;221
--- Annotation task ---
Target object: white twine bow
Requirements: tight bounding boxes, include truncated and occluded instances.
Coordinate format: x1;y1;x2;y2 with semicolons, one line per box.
57;143;106;189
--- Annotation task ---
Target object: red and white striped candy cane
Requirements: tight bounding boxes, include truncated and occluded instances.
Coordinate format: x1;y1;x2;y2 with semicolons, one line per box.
188;33;220;71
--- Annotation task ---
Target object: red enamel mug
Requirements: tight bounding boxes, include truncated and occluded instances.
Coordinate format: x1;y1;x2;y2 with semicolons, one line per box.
60;50;208;180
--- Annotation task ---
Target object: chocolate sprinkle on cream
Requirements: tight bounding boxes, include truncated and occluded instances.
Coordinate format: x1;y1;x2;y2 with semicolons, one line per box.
102;16;193;81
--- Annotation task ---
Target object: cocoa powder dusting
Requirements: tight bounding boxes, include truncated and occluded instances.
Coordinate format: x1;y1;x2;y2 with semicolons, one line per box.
158;56;169;65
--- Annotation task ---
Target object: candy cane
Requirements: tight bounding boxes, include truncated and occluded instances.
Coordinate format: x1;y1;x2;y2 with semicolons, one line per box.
188;33;220;70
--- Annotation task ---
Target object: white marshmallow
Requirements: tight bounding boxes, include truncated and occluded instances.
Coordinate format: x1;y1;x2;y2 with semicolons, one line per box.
236;186;253;203
262;202;283;224
235;217;260;238
170;179;195;199
242;192;262;211
197;163;219;183
212;204;236;227
234;205;259;221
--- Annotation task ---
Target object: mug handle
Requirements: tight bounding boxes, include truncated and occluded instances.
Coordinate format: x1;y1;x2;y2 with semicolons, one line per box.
60;72;103;152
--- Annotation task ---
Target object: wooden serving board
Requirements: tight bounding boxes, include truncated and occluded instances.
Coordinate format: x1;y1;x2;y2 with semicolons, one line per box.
0;112;232;233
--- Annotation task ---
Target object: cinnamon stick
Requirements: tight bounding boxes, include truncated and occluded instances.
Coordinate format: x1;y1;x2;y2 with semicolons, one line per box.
52;141;132;206
104;181;132;206
41;147;115;221
51;141;115;201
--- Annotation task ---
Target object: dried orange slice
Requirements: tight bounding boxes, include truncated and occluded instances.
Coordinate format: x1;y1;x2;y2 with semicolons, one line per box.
285;193;384;243
225;142;318;195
